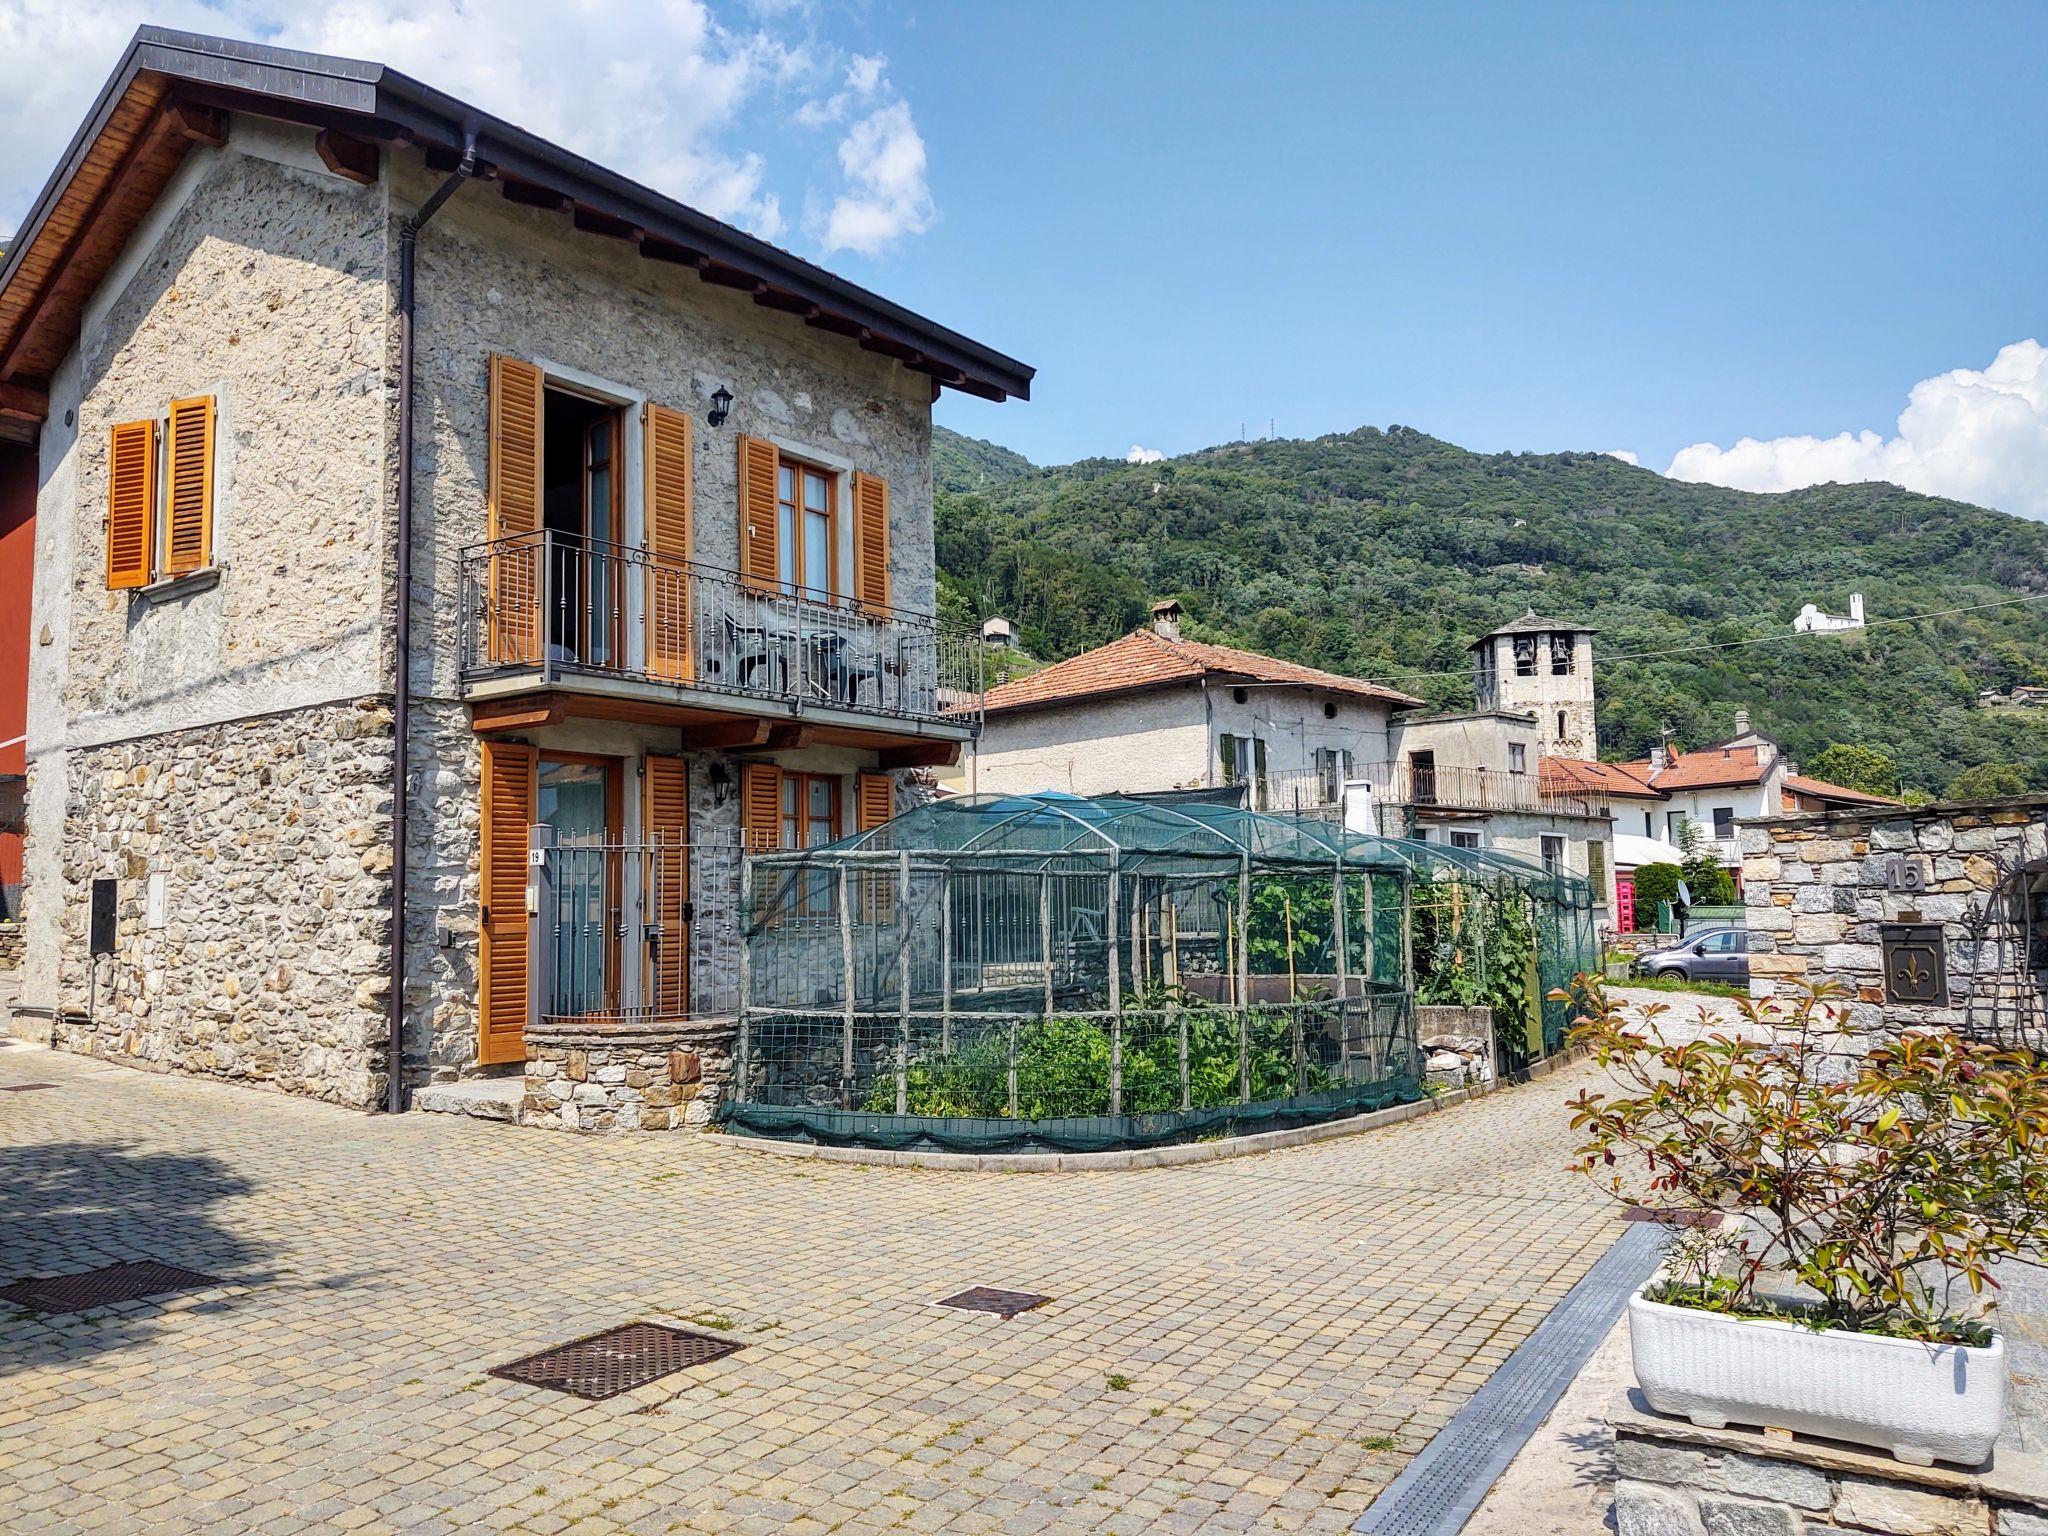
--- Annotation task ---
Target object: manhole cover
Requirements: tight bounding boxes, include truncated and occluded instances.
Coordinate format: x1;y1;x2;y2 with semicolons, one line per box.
0;1083;57;1093
489;1322;742;1400
0;1260;221;1313
936;1287;1049;1319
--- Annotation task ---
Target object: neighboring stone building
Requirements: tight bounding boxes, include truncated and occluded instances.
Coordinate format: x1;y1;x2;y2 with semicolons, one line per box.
0;30;1030;1115
963;600;1422;806
1740;794;2048;1046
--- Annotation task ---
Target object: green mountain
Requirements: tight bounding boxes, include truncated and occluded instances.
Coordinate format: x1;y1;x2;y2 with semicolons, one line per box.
932;425;2048;798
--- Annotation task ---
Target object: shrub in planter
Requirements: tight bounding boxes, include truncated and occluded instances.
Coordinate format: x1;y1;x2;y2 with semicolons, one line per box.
1563;978;2048;1463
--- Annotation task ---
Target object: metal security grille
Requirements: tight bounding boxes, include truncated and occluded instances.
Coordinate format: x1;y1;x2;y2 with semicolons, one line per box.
0;1260;221;1313
936;1287;1049;1319
1352;1222;1666;1536
488;1322;742;1400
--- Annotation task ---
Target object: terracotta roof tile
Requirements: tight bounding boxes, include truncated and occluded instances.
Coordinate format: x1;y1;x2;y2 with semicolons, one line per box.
1611;743;1772;791
981;629;1423;716
1783;774;1898;808
1539;756;1664;798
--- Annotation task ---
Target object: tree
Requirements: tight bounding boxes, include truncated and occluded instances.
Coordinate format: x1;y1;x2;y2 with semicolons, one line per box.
1805;743;1899;798
1672;817;1737;905
1948;762;2029;800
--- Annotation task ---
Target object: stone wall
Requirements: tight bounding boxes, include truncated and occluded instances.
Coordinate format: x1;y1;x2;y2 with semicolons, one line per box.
1612;1397;2047;1535
51;699;395;1108
523;1018;735;1132
1741;796;2048;1035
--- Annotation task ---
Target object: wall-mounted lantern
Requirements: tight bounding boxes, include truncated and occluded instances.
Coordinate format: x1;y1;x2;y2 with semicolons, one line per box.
707;385;733;428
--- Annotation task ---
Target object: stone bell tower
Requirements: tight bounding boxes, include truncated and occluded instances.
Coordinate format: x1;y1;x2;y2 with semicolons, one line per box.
1472;610;1597;759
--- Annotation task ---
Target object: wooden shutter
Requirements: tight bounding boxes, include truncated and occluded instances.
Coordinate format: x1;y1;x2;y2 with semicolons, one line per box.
740;762;782;851
644;755;690;1017
486;356;545;663
856;772;894;833
645;403;693;680
106;419;156;590
164;395;214;574
738;433;779;592
852;472;889;609
478;739;538;1066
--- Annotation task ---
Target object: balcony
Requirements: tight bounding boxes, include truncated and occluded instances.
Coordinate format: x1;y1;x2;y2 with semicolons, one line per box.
457;532;983;754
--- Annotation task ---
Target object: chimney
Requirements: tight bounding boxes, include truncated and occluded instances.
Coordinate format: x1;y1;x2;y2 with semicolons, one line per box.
1649;744;1667;773
1151;598;1183;641
1734;708;1750;736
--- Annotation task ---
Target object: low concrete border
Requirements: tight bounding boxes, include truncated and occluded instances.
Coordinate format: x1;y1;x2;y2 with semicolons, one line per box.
715;1040;1591;1172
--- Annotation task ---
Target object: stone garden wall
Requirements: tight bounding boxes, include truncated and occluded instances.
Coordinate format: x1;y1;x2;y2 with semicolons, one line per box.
1740;795;2048;1035
523;1017;736;1133
50;700;396;1108
1612;1396;2047;1536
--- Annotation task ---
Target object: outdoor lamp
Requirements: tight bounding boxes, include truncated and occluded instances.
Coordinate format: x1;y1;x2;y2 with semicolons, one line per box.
707;385;733;428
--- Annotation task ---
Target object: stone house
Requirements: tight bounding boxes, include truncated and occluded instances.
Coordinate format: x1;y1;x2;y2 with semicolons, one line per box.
962;600;1423;807
0;30;1031;1117
1740;794;2048;1046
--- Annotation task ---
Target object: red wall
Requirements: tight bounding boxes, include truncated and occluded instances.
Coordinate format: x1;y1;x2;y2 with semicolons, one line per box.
0;443;33;895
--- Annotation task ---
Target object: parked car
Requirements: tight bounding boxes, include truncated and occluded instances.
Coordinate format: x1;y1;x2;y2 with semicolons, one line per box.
1634;927;1748;984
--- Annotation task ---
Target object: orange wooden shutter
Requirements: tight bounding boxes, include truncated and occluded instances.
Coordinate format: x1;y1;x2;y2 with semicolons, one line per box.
106;419;156;590
164;395;214;574
737;434;779;592
487;355;545;664
856;771;894;832
644;403;693;680
740;762;782;851
644;755;690;1017
852;472;889;609
478;739;538;1066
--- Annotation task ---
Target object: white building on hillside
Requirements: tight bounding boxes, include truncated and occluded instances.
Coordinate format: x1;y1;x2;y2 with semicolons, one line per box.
1793;593;1866;633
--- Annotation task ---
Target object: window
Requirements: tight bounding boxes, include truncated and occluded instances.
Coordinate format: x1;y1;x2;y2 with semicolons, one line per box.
1409;749;1438;805
1556;710;1568;740
1220;734;1268;806
1513;637;1537;677
1667;810;1687;841
1697;930;1738;955
776;457;837;602
1449;830;1481;850
1541;835;1566;873
1712;806;1735;840
106;397;216;589
1315;747;1351;802
1507;742;1527;775
1644;811;1654;836
780;771;841;851
1550;635;1574;675
1587;838;1608;905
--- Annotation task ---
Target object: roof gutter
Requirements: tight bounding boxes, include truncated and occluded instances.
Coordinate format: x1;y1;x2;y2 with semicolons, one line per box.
386;130;477;1114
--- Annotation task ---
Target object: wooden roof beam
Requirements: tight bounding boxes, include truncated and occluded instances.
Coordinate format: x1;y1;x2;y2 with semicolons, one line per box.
640;236;708;268
313;129;378;186
700;262;767;293
163;100;228;148
572;206;640;240
501;178;571;213
0;380;48;421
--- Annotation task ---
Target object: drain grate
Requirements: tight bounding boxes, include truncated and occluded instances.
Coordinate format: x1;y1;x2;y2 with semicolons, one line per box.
936;1286;1050;1319
489;1322;742;1401
0;1083;58;1093
1352;1221;1667;1536
1623;1205;1717;1227
0;1260;222;1314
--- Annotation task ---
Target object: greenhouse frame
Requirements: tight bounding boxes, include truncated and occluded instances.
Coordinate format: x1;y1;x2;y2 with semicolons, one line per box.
725;792;1599;1153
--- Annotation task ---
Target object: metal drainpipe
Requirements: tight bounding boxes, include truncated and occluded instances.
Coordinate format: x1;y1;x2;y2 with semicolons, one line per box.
387;133;478;1114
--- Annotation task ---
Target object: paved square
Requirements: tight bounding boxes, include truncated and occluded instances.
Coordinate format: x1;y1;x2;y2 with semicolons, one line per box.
0;1037;1625;1535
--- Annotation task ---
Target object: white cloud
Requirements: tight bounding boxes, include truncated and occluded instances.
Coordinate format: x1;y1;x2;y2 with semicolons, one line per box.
1666;339;2048;521
1603;449;1640;465
1126;444;1165;464
0;0;935;256
819;99;933;254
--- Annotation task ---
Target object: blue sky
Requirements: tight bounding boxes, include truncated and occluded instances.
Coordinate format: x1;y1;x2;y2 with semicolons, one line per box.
5;1;2045;511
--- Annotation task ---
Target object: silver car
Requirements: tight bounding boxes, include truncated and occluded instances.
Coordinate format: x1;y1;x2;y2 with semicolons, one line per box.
1635;927;1748;984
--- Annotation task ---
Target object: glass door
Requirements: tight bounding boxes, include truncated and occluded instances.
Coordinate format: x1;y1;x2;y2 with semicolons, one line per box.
540;755;617;1019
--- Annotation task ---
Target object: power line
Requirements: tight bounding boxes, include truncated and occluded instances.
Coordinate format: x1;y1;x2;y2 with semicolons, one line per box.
1351;589;2048;689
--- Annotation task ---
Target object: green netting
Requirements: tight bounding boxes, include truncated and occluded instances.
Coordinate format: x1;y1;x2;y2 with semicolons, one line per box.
724;792;1598;1153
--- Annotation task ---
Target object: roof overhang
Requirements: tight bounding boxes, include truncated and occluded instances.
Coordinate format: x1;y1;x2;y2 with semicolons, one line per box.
0;27;1033;434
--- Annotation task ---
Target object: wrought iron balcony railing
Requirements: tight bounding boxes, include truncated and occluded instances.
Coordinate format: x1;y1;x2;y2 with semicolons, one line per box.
457;531;984;728
1261;760;1612;820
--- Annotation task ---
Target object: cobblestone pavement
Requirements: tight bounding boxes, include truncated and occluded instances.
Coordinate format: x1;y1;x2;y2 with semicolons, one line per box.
0;1037;1627;1536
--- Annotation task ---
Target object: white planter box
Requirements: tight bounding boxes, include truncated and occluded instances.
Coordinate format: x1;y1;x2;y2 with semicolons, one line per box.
1629;1290;2006;1467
